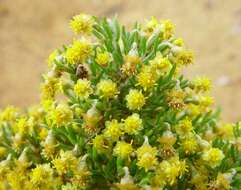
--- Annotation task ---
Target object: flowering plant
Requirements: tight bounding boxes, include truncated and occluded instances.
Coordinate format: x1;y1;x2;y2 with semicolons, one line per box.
0;14;241;190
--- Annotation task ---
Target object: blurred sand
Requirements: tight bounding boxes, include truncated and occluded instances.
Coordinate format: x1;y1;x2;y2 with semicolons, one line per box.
0;0;240;121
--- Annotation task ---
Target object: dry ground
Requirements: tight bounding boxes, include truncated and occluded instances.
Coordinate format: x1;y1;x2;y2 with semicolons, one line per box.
0;0;240;121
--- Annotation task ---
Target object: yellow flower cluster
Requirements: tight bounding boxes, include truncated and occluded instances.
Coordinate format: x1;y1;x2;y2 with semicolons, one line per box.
0;14;240;190
155;157;187;187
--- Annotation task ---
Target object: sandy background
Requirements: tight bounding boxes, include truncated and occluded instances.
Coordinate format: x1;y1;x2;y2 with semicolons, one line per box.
0;0;240;122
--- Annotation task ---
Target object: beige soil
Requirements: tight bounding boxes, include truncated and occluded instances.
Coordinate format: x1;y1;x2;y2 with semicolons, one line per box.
0;0;240;122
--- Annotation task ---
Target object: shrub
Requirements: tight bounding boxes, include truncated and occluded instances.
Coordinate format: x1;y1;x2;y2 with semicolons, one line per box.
0;14;241;190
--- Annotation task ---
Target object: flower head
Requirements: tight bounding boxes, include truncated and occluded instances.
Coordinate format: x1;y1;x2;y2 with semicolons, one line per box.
143;17;159;36
0;106;19;123
104;119;123;141
70;14;94;35
175;118;193;135
30;164;53;188
74;79;93;99
161;20;175;40
41;75;61;100
150;54;172;75
121;54;141;76
52;150;78;175
158;157;187;185
136;65;157;90
47;50;58;68
95;51;111;66
123;113;142;135
175;49;194;66
93;135;108;153
202;148;224;168
96;79;119;99
181;137;198;154
192;76;211;93
49;103;73;126
114;141;133;159
136;137;158;171
126;89;146;110
65;39;92;65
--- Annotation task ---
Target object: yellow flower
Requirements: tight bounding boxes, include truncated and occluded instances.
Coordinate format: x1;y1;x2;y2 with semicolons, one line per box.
121;54;141;76
137;153;158;172
136;137;157;157
49;103;73;126
7;170;29;190
126;89;146;110
198;95;214;108
39;127;48;141
70;14;94;35
157;160;179;185
187;104;201;117
95;51;111;66
0;147;7;158
47;49;58;67
181;137;198;154
96;79;119;99
28;105;44;122
93;135;108;153
41;75;61;100
143;17;159;36
74;79;93;99
175;49;194;66
62;184;79;190
192;76;211;92
123;113;142;135
216;172;234;190
114;141;133;159
52;150;78;175
30;164;53;188
161;20;175;40
15;117;31;136
175;118;193;135
0;106;19;122
173;38;184;47
202;147;224;168
150;54;172;75
104;119;123;141
71;169;90;187
65;39;92;65
158;130;176;147
82;103;102;133
216;123;234;140
166;89;185;110
136;66;157;90
191;173;208;190
41;130;58;159
41;98;54;112
136;137;158;171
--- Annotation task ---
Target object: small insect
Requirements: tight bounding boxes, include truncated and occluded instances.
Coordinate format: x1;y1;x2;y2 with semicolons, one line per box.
76;64;89;79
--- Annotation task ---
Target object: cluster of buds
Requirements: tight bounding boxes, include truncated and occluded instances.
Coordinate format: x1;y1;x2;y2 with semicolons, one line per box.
0;13;241;190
